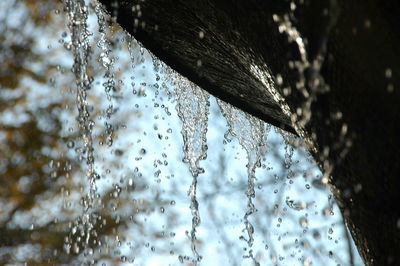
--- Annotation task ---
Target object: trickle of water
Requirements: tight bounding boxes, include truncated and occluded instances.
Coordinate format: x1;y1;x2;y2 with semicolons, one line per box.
174;78;209;176
94;3;115;147
280;130;296;183
64;0;97;253
94;3;112;70
217;99;266;265
174;75;210;264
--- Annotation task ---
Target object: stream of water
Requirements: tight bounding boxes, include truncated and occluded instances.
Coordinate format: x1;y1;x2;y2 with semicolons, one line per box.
217;100;266;265
174;75;210;264
64;0;98;256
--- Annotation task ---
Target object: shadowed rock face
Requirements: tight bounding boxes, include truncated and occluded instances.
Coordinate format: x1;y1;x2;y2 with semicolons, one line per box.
98;0;400;265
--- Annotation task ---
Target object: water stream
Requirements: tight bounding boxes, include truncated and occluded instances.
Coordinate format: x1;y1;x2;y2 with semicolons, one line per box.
64;0;98;256
94;1;115;147
217;100;265;265
174;75;210;264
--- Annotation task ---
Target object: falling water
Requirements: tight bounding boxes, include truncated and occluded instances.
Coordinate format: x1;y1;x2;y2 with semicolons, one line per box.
58;1;359;265
217;99;265;265
64;0;98;256
281;130;295;181
269;6;343;179
94;1;115;146
174;75;210;264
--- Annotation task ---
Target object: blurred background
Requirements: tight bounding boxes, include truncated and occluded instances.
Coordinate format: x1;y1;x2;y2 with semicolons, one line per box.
0;0;363;265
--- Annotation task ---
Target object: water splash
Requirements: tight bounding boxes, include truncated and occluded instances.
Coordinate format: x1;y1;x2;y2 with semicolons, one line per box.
174;75;210;264
217;99;265;265
64;0;98;254
270;6;343;179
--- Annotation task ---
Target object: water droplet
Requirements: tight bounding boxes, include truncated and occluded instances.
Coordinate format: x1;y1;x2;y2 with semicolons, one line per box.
67;140;75;149
199;31;204;39
385;68;392;79
387;83;394;93
299;217;308;228
313;230;321;240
